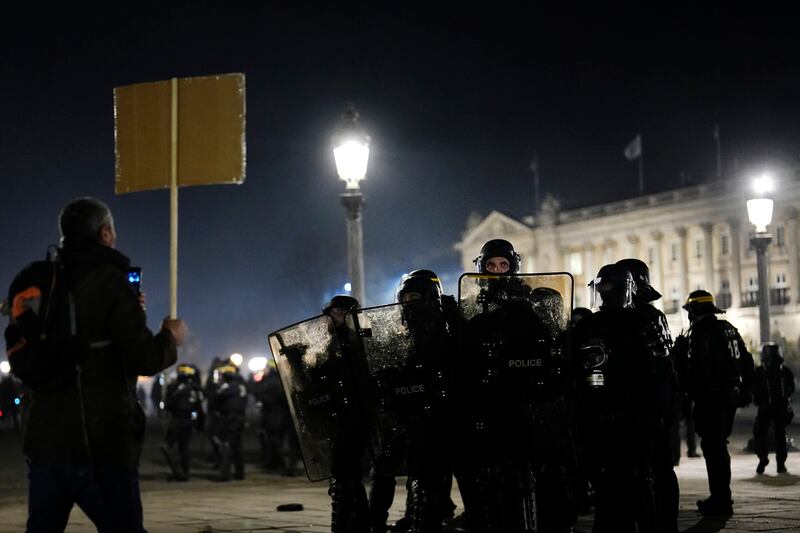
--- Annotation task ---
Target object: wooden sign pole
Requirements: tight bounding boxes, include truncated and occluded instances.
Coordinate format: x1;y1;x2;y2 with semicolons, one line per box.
170;77;179;319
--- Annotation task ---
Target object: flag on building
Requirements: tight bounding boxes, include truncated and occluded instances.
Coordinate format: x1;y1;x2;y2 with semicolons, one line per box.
624;134;642;161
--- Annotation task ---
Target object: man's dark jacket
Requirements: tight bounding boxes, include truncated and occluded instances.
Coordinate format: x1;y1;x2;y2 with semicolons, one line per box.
22;238;177;466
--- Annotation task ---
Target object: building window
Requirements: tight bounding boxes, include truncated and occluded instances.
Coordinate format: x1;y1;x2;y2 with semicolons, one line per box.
776;226;785;247
648;247;655;265
671;243;678;262
721;235;729;255
569;252;582;275
695;240;702;258
718;279;732;309
772;272;790;305
664;287;681;314
743;278;759;307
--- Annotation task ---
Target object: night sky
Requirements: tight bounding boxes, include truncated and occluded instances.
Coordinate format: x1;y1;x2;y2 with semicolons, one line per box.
3;6;799;368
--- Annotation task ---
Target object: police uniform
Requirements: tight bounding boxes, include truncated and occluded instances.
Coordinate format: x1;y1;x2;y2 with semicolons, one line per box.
575;264;660;532
674;290;754;515
752;343;795;474
617;258;679;533
162;364;203;481
211;365;248;481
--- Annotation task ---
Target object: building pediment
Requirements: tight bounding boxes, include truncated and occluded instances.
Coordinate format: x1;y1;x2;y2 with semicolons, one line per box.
457;210;531;250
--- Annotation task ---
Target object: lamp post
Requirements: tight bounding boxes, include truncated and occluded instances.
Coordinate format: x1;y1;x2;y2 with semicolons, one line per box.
746;175;775;345
332;104;370;305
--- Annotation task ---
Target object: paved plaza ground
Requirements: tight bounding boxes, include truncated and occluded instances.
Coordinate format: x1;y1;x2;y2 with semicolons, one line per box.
0;405;798;532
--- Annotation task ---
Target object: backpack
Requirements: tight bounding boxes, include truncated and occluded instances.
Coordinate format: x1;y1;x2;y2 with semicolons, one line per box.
4;249;84;391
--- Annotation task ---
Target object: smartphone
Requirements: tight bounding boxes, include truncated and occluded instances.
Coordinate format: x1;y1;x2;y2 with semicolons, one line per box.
127;267;142;295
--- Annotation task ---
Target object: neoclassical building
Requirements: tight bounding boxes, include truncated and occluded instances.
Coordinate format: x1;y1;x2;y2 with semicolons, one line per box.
456;177;800;351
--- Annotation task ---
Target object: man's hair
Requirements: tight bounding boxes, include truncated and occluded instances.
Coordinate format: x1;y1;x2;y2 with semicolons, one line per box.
59;197;114;242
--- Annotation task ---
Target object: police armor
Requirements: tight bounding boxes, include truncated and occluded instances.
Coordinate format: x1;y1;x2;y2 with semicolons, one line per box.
161;366;203;481
268;313;366;482
458;272;574;533
576;264;660;532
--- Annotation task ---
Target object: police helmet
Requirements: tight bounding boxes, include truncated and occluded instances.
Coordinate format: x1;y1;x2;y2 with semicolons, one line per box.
589;264;636;309
322;294;360;315
176;364;196;381
616;258;661;302
761;342;784;367
682;289;723;315
216;364;239;382
396;269;443;303
473;239;521;274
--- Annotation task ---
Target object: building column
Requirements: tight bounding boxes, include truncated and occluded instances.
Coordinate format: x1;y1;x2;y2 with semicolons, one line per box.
627;234;641;261
786;209;800;305
701;222;715;292
677;227;689;298
729;218;742;309
583;242;596;282
603;238;618;264
650;231;665;310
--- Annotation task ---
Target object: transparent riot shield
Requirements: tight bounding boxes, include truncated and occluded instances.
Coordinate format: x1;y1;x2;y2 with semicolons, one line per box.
347;301;453;476
268;314;352;481
458;272;574;329
457;272;575;453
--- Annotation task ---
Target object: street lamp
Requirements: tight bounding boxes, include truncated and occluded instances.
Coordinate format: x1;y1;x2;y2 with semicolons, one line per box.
746;174;774;344
229;353;244;367
332;104;370;305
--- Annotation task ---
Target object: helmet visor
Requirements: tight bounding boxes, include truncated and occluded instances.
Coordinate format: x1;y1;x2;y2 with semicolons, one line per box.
589;277;635;310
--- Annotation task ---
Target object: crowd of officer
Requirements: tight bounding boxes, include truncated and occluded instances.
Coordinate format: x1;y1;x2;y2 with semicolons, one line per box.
153;355;300;482
267;238;794;533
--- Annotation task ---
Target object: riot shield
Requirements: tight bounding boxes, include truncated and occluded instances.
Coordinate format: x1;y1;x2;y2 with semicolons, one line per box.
458;272;574;327
457;272;574;454
347;300;454;476
268;314;356;481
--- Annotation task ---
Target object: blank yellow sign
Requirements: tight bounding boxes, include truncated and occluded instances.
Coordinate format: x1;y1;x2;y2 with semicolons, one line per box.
114;73;246;194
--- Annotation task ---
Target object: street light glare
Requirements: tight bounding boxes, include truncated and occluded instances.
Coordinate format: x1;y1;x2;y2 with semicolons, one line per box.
229;353;244;367
0;361;9;374
747;198;774;233
333;139;370;189
247;356;268;373
753;174;774;195
344;282;352;292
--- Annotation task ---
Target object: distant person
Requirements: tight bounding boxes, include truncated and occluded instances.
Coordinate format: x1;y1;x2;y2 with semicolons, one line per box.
253;360;299;474
752;343;795;474
161;364;204;481
6;197;186;532
210;364;248;481
674;290;754;516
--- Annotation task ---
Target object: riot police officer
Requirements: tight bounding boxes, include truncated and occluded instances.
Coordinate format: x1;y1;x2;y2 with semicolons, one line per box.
322;295;372;533
396;270;459;532
616;258;678;533
161;364;204;481
460;238;561;532
253;360;299;474
574;264;659;532
674;290;754;515
211;364;248;481
752;342;795;474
